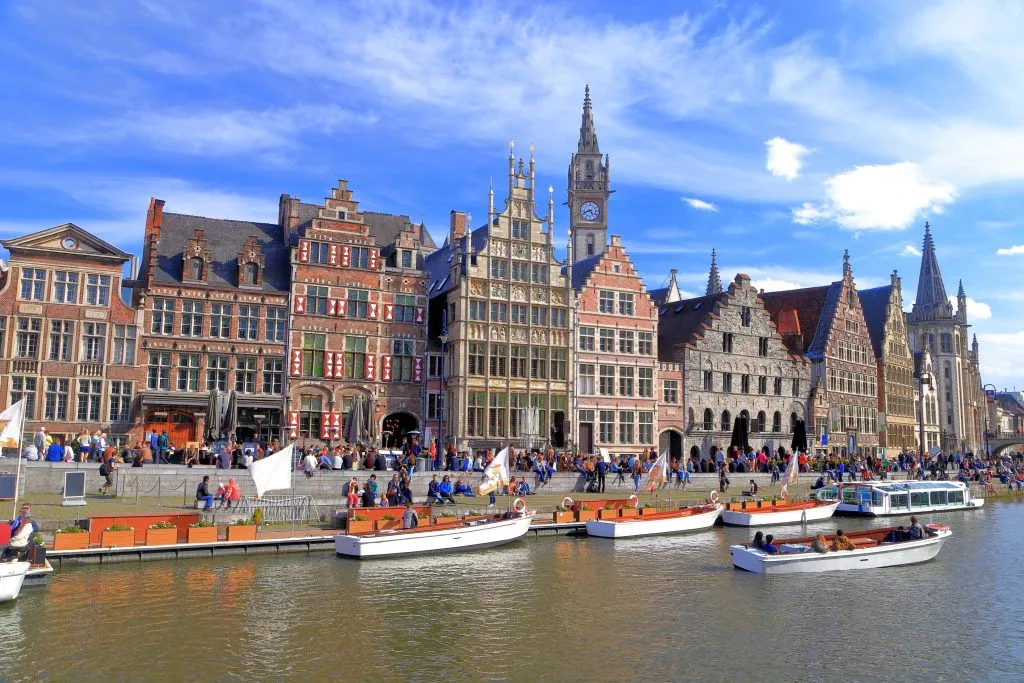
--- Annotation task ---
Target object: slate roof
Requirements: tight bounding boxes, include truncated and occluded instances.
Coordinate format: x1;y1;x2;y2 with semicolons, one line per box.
858;284;892;360
647;287;669;305
424;224;489;299
560;252;603;291
154;213;290;292
760;284;835;358
656;293;727;362
363;211;437;252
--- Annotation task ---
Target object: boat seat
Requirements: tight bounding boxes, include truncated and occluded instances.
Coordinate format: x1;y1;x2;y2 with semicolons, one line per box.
850;538;878;548
0;523;10;546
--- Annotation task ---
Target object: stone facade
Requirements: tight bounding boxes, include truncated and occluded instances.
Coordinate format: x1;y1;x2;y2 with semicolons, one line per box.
568;86;610;264
914;343;941;452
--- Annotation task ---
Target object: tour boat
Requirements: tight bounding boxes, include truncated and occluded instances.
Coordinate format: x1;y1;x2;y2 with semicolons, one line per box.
585;503;723;539
335;511;535;559
0;561;30;602
720;499;840;527
730;524;952;574
815;481;983;516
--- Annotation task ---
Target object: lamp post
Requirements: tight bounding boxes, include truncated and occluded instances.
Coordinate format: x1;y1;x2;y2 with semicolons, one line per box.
919;364;931;459
983;383;997;458
439;333;448;463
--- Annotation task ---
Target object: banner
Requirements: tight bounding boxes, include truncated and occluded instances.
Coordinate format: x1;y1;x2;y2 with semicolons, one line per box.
248;444;294;498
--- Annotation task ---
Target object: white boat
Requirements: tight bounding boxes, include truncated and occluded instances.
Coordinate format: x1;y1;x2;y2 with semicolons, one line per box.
0;561;30;602
816;480;983;516
335;512;535;559
730;524;952;574
721;499;839;527
586;504;722;539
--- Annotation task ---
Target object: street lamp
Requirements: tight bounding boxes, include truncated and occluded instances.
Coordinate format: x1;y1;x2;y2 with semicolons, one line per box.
918;364;932;459
983;383;998;458
439;333;448;461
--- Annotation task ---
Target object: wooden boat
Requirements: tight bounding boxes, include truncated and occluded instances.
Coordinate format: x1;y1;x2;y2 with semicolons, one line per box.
335;511;535;559
730;523;952;574
815;481;983;516
720;499;839;527
585;503;723;539
0;561;30;602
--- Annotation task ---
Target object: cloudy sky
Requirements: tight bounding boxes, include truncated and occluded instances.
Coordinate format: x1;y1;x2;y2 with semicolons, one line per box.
1;0;1022;388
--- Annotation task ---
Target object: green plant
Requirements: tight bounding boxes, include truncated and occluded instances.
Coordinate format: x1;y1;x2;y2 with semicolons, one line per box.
639;503;652;509
441;511;456;518
380;515;396;521
353;515;369;522
150;521;176;529
32;532;45;548
252;508;265;526
602;504;615;510
56;525;86;534
556;504;568;512
191;520;215;528
107;522;133;532
231;518;255;526
581;505;593;511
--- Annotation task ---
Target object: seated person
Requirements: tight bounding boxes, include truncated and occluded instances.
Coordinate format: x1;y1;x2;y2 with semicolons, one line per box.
2;510;36;561
830;529;856;551
195;476;215;510
762;534;779;554
907;516;924;540
751;531;765;550
516;480;532;496
318;453;333;470
426;475;443;505
811;475;827;490
744;480;759;496
437;476;457;505
810;533;830;553
454;479;476;497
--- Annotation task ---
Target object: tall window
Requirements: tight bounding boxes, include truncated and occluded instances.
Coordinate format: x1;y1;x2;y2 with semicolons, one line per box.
530;348;547;379
599;410;615;443
235;357;257;393
663;380;679;403
207;355;228;391
619;411;634;444
721;410;731;432
740;306;752;327
586;235;595;256
940;334;953;354
427;392;445;421
722;332;734;353
152;298;174;335
599;365;615;395
598;291;614;313
722;372;733;393
639;412;653;444
638;332;653;355
177;353;200;391
394;294;416;323
755;411;766;433
489;393;507;437
467;391;485;437
599;329;615;353
109;381;132;422
511;220;529;240
19;268;46;301
550;349;568;381
299;395;323;438
774;377;783;396
758;376;768;394
181;300;203;336
52;272;79;303
792;378;801;397
551;308;567;327
618;293;634;316
0;317;5;357
347;289;370;318
468;342;485;375
401;250;413;268
491;259;508;279
343;337;366;379
772;411;782;433
428;354;445;378
618;367;634;396
758;337;769;356
81;322;106;363
302;333;326;377
242;263;259;286
509;394;526;437
349;246;370;269
703;371;713;391
265;307;286;342
210;303;232;338
703;408;714;431
579;364;595;395
469;300;487;321
76;379;102;421
487;343;507;378
510;345;527;378
16;318;41;358
308;241;330;264
238;304;259;340
10;377;37;419
394;339;415;381
49;320;73;361
85;274;111;306
638;367;653;397
508;303;526;324
530;306;547;326
618;330;635;354
579;327;595;351
510;261;527;282
740;374;750;394
307;285;329;316
112;324;136;365
490;302;506;322
530;263;547;284
262;358;283;394
44;378;69;420
188;258;203;280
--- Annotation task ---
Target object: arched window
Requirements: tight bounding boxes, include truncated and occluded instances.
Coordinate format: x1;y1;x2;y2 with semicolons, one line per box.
721;410;731;432
242;262;259;286
772;411;782;433
188;258;203;281
586;234;595;256
703;408;713;431
687;408;694;430
756;410;766;433
585;160;594;180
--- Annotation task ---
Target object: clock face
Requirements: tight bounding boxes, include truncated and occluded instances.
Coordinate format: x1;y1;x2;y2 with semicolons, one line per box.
580;201;601;221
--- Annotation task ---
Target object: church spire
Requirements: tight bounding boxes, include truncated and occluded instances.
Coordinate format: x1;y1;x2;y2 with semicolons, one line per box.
706;249;722;295
909;220;954;322
578;84;600;154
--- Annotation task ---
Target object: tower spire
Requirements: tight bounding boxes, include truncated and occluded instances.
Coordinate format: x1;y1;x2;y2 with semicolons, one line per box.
705;249;722;295
909;220;953;322
578;84;599;154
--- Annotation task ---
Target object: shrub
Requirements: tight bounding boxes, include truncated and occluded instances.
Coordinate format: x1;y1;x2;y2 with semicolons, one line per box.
252;508;265;526
381;515;396;521
353;515;369;522
150;521;176;529
56;525;86;534
556;504;568;512
581;505;593;511
191;520;215;528
602;504;615;510
107;522;133;532
232;518;255;526
32;532;45;547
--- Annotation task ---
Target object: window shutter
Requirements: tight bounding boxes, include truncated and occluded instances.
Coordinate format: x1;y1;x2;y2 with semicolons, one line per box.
328;243;339;266
368;302;378;320
364;354;376;381
298;240;310;263
293;295;306;315
381;355;393;382
340;245;351;267
413;356;423;383
288;412;299;438
414;306;425;324
334;298;346;317
325;351;335;378
368;248;380;271
290;349;302;377
383;304;394;322
331;412;341;435
321;413;331;440
327;299;337;317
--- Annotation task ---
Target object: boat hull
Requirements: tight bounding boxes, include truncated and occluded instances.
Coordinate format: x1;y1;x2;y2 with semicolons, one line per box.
721;502;839;527
585;505;722;539
730;529;950;574
0;562;30;602
335;513;534;559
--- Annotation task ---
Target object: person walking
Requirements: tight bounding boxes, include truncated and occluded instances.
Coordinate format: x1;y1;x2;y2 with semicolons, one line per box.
98;455;116;495
596;455;608;493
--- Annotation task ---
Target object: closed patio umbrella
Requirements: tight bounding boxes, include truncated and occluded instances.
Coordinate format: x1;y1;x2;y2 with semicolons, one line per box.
206;391;220;441
791;419;808;453
729;415;750;453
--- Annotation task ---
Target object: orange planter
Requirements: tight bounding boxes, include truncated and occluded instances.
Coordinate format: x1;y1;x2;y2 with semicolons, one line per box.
146;528;178;546
619;508;637;518
227;525;257;542
188;526;218;544
598;508;618;520
376;518;401;531
53;531;89;551
576;509;596;522
101;529;136;547
553;511;573;524
638;507;655;516
347;519;374;534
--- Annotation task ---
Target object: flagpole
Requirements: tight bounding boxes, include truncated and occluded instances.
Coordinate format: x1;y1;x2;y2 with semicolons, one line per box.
11;430;23;518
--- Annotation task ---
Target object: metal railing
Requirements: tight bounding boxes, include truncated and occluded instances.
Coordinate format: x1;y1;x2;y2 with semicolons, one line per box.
232;495;319;524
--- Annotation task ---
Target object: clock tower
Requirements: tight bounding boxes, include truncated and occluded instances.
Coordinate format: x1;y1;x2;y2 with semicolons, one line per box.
568;85;612;264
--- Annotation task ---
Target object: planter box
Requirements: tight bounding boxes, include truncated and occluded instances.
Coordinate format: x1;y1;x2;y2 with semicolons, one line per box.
27;544;47;566
553;511;573;524
101;529;136;547
619;508;637;518
638;507;654;516
53;532;90;551
576;509;596;522
187;527;218;544
347;519;374;534
227;525;257;542
598;508;618;520
146;528;178;546
376;518;401;531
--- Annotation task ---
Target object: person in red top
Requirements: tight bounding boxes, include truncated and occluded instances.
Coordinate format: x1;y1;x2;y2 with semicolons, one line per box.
220;477;242;510
797;452;808;472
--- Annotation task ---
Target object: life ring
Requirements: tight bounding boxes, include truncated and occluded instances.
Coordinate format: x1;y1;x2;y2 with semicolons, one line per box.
512;498;527;514
628;494;639;508
708;490;719;504
561;496;574;508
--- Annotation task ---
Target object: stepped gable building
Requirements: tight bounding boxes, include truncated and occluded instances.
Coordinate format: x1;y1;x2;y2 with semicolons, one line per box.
568;235;659;459
657;259;809;467
647;269;683;307
0;224;142;445
426;146;573;452
135;199;290;445
761;251;879;457
859;272;917;455
282;181;435;448
905;222;984;453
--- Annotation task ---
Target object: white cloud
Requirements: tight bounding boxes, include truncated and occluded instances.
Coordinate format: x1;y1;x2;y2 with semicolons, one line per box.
996;244;1024;256
682;197;718;212
978;331;1024;386
764;136;809;181
900;244;922;257
948;296;992;321
791;162;956;230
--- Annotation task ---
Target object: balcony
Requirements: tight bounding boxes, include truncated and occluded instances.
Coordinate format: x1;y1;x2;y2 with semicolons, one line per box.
77;362;104;377
12;359;38;374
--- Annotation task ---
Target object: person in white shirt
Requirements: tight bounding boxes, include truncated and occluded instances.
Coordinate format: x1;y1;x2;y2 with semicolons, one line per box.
333;451;344;469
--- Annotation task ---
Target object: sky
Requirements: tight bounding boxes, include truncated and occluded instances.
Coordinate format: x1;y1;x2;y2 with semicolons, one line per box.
1;0;1023;388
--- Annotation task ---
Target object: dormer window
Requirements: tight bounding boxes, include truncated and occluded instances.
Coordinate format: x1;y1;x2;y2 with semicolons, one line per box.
242;262;259;286
188;258;203;281
236;235;266;288
401;250;413;268
183;228;212;283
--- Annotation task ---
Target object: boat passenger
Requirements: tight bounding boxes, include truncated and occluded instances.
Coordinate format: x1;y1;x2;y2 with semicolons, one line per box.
751;531;765;550
401;503;419;529
1;509;36;562
907;516;925;540
830;529;856;551
810;533;830;553
762;534;779;554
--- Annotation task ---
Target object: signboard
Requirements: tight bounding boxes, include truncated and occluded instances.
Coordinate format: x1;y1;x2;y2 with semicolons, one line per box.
62;470;87;507
0;473;16;500
820;433;828;447
847;433;857;456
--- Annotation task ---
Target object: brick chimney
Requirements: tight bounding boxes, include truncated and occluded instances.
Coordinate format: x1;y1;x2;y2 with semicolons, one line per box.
449;210;467;244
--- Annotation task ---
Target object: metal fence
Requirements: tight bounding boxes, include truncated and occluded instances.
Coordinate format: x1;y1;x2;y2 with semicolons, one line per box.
232;495;320;524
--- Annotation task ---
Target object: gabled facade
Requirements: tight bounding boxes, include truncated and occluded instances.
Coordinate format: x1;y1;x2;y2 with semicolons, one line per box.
913;342;941;452
0;223;142;444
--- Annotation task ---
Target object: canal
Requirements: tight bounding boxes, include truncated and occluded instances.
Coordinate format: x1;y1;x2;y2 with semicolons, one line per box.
2;502;1021;682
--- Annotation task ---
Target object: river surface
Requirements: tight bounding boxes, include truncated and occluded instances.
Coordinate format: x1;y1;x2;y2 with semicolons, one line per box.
2;502;1023;682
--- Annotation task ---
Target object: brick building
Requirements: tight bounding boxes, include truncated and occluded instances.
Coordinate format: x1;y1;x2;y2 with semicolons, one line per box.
0;224;142;446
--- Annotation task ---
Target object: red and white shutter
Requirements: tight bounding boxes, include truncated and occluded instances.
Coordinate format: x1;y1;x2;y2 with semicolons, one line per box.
298;240;310;263
288;412;299;439
293;295;306;315
340;245;351;267
335;298;347;317
332;412;341;435
327;299;337;317
321;413;331;440
368;302;378;320
368;248;380;271
383;304;394;322
364;354;376;381
290;349;303;376
413;356;423;383
328;243;339;266
381;355;393;382
414;306;425;324
334;357;345;379
325;351;335;378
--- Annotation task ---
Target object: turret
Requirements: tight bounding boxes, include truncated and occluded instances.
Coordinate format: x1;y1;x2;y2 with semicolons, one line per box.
705;249;723;295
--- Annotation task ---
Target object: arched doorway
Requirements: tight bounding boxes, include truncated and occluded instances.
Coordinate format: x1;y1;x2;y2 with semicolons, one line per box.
659;429;683;460
381;412;419;451
144;409;197;446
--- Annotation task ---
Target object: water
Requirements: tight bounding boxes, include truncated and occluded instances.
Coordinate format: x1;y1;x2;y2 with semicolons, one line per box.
3;503;1023;682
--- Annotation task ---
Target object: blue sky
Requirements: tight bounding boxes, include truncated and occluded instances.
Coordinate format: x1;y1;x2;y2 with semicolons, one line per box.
1;0;1023;388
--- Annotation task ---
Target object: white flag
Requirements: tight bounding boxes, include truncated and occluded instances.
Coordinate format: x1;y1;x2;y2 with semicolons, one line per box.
248;444;294;498
0;400;25;449
779;451;799;498
478;447;510;495
637;451;668;493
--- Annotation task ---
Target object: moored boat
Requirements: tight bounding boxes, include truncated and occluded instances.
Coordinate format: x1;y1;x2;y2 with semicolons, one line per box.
0;561;30;602
730;523;952;574
816;480;983;516
585;503;723;539
720;499;839;527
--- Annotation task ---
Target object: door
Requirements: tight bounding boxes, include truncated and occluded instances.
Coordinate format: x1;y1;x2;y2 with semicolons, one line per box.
144;410;197;447
578;422;593;455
